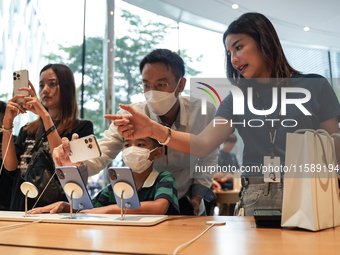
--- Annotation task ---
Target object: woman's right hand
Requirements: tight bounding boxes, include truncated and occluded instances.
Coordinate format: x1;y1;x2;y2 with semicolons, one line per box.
3;96;27;127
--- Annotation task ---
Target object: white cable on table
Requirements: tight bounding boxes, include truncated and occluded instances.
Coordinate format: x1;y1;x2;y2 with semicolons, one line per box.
0;219;42;230
173;223;216;255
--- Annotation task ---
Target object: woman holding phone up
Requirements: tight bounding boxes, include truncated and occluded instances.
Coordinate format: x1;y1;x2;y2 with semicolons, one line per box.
1;64;93;211
110;13;340;216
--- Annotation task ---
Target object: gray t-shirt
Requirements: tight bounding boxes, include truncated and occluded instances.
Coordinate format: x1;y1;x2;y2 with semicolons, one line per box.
215;73;340;176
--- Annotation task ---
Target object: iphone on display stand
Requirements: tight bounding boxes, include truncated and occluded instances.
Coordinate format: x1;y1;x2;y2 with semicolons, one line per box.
108;167;140;209
55;166;93;210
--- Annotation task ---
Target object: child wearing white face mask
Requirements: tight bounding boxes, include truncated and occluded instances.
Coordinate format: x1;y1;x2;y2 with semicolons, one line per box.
29;137;180;215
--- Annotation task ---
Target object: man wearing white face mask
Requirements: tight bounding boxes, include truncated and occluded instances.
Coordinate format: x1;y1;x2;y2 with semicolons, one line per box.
30;136;179;215
53;49;217;216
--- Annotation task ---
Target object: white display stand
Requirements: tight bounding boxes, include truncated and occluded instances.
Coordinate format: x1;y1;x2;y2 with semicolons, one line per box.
20;182;39;217
0;211;167;226
63;182;84;219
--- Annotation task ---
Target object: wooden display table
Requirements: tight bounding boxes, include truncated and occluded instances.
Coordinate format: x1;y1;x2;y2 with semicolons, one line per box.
0;215;339;254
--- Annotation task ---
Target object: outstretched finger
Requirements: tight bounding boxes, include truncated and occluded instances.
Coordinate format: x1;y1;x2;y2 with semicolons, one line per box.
104;114;130;121
119;104;138;115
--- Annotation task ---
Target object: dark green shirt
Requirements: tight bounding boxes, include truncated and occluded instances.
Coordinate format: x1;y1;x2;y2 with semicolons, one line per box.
92;170;179;215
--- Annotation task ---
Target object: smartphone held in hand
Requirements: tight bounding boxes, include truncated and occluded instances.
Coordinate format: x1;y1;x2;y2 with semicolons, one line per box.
13;69;29;104
68;135;102;163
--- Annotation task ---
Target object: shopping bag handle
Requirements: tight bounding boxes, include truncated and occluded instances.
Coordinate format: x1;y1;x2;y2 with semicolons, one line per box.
294;129;335;168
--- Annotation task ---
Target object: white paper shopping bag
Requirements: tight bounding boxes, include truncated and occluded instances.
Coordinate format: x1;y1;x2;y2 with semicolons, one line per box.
281;129;340;231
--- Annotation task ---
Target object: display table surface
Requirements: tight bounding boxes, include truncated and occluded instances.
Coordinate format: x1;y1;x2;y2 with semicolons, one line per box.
0;214;339;255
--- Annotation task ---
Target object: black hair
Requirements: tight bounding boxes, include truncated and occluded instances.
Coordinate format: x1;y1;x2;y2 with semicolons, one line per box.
223;12;299;85
26;64;79;136
150;137;163;148
122;137;163;149
139;49;185;81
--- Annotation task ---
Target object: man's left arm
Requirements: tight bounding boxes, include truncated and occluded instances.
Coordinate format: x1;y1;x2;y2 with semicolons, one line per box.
189;99;218;215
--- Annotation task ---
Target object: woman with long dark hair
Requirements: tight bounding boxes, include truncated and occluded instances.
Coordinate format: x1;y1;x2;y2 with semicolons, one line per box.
2;64;93;211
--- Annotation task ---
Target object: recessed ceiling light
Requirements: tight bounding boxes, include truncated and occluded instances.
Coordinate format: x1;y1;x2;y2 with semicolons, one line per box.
303;26;310;32
232;4;239;9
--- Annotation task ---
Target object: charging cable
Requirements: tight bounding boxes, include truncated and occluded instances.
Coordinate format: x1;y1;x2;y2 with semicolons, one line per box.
30;172;56;211
172;221;225;255
0;219;42;231
0;107;20;176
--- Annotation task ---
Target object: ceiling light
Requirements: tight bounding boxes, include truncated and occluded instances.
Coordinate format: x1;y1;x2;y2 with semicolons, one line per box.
232;4;239;9
303;26;310;32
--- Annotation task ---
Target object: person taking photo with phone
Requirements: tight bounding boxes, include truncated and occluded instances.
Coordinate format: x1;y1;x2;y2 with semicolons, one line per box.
1;64;93;211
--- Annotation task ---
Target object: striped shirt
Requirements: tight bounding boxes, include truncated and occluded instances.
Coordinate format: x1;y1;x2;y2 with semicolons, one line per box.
92;170;179;215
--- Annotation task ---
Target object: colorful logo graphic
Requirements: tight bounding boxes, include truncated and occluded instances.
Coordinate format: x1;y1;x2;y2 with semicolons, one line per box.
196;82;222;107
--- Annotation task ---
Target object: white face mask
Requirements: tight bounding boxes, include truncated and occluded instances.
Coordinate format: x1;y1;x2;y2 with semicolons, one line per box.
121;146;157;174
144;78;181;116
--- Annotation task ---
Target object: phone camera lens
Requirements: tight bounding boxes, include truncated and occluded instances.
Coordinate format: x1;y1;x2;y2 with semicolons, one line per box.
88;144;93;149
110;176;116;180
17;74;20;77
13;72;16;76
56;170;61;175
13;77;16;80
89;138;92;142
58;175;64;179
85;139;88;144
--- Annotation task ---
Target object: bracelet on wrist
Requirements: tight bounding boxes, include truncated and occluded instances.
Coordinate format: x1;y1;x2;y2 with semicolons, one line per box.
158;127;171;145
45;125;56;136
0;125;13;134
